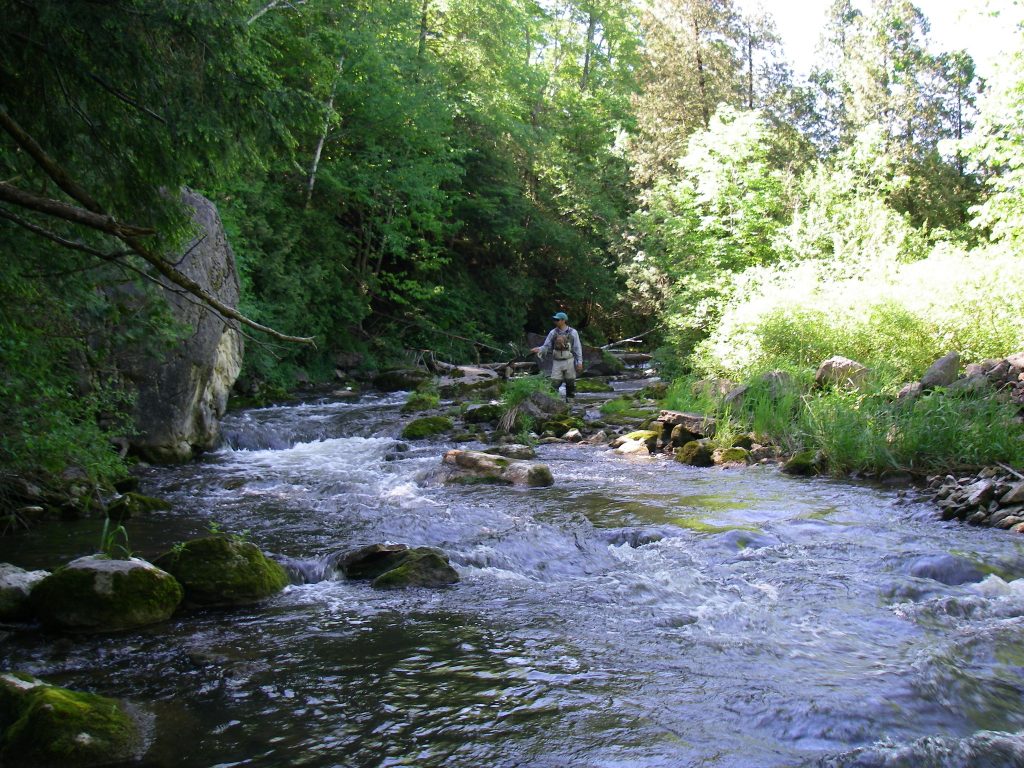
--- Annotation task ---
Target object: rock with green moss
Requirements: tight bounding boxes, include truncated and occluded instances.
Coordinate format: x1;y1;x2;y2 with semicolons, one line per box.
464;403;504;424
0;564;49;621
29;556;182;632
339;543;459;589
782;449;820;476
400;391;440;414
0;673;143;768
106;492;172;522
675;440;714;467
154;536;288;607
373;368;432;392
714;447;750;465
637;382;669;400
441;449;554;487
575;378;614;393
401;415;453;440
483;444;537;460
541;418;583;437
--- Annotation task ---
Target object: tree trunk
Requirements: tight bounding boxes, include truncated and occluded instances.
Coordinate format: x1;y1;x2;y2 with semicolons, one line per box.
580;11;597;91
694;18;710;130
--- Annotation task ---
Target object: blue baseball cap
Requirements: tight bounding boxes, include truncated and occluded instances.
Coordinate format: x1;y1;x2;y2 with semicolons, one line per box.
552;312;568;321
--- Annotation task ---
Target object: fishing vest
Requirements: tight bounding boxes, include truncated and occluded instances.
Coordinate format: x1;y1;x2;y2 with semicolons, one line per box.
552;328;575;360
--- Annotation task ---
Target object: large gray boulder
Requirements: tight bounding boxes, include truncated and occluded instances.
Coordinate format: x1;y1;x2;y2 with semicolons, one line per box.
122;189;244;462
0;564;49;621
921;351;960;390
815;356;868;390
30;556;182;632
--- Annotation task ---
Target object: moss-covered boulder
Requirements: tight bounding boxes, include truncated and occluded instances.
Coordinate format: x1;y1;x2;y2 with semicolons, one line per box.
541;418;583;437
106;492;171;522
483;444;537;460
782;449;820;476
0;563;49;621
339;543;459;589
373;368;432;392
30;556;182;632
0;673;143;768
464;403;504;424
154;536;288;607
575;378;614;393
714;447;750;465
637;382;669;400
675;440;714;467
401;415;453;440
441;449;554;487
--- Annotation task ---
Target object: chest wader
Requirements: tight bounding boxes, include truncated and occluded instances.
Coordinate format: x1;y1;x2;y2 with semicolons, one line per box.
550;330;577;403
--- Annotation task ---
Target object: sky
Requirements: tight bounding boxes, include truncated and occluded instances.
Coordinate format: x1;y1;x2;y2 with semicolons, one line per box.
738;0;1024;78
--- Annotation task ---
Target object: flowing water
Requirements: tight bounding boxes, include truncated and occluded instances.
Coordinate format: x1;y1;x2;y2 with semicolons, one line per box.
4;389;1024;767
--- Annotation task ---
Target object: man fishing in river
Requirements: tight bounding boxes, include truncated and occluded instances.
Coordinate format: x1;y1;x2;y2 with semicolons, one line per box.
531;311;584;405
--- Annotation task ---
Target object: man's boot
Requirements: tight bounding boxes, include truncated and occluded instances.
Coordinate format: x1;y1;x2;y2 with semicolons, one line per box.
565;379;576;409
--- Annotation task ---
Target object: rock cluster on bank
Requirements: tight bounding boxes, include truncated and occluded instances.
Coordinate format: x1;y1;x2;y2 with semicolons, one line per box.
925;469;1024;530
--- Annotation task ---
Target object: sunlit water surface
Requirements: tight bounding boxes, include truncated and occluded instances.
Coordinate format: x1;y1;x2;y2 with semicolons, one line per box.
4;391;1024;767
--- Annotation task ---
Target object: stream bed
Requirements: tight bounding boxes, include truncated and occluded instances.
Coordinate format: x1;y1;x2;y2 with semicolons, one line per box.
3;391;1024;767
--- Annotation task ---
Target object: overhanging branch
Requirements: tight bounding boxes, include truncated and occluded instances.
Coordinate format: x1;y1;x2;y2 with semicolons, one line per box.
0;106;316;347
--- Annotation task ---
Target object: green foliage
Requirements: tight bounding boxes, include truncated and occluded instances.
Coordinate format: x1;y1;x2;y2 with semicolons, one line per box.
797;387;1024;474
693;244;1024;386
500;376;552;410
97;518;132;561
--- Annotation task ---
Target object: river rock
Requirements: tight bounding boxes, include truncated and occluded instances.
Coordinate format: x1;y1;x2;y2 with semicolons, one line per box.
674;440;714;467
1001;483;1024;505
908;554;984;585
782;449;819;476
713;447;750;465
437;366;500;396
658;411;715;440
921;351;960;389
154;536;289;607
692;377;736;400
0;672;143;768
401;415;453;440
120;189;244;463
614;438;652;456
338;543;459;589
30;556;182;632
372;368;432;392
464;403;504;424
0;563;49;621
815;355;868;390
484;444;537;460
442;449;554;487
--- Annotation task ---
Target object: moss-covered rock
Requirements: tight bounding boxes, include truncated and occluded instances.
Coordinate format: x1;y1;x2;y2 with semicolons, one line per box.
674;440;714;467
401;415;453;440
339;544;459;589
637;382;669;400
441;449;554;487
483;444;537;460
400;391;440;414
371;550;460;589
575;378;614;393
30;556;182;632
106;492;171;522
373;368;432;392
541;418;583;437
154;536;288;607
714;447;750;465
0;673;142;768
464;403;504;424
782;449;820;476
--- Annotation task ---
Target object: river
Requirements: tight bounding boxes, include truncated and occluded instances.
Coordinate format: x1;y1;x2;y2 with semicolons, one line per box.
3;389;1024;767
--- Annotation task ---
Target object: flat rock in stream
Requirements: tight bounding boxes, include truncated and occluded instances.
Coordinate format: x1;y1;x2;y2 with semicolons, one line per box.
441;449;554;487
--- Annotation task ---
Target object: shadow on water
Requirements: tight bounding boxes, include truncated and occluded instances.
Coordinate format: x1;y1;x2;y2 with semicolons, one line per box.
3;390;1024;767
